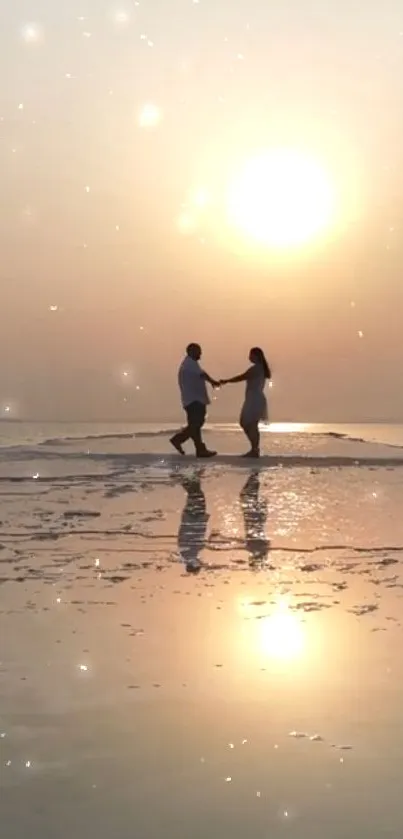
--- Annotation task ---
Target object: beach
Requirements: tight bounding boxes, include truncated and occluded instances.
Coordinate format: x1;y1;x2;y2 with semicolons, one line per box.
2;422;403;837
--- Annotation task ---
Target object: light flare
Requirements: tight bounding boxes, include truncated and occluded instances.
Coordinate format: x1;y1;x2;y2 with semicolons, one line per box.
21;23;44;43
137;103;162;128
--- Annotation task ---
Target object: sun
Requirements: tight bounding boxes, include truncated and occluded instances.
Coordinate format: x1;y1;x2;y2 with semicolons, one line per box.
227;148;335;249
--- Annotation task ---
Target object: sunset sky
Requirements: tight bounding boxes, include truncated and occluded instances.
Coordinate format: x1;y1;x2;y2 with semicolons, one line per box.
1;0;403;422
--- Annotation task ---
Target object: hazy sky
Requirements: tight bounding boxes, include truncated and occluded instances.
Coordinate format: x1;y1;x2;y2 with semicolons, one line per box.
1;0;403;422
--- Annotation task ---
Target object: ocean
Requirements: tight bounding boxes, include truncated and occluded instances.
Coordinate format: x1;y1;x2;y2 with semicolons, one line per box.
2;419;403;450
2;420;403;837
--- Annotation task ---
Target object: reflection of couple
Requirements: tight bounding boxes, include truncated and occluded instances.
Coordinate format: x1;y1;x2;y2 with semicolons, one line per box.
177;470;270;572
170;342;271;459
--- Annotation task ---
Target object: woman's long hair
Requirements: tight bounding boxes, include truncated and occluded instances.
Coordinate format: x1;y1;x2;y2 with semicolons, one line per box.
251;347;271;380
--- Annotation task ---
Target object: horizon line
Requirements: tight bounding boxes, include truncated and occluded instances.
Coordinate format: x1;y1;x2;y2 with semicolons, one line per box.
1;418;402;425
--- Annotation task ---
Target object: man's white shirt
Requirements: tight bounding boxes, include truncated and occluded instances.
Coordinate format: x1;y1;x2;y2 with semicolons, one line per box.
178;356;210;408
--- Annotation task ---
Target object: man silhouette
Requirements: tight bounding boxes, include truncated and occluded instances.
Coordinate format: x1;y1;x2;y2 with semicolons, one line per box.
170;343;218;457
177;470;208;572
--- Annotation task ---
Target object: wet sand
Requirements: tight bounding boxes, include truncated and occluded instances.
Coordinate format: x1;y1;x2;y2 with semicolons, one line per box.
2;454;403;837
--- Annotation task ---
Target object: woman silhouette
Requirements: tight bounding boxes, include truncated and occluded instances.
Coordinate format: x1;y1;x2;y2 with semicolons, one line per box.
240;471;270;564
221;347;271;457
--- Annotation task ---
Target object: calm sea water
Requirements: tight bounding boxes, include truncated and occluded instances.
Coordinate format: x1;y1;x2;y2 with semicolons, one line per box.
1;421;403;449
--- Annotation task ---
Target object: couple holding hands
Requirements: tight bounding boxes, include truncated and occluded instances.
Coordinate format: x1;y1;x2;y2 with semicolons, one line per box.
170;342;271;459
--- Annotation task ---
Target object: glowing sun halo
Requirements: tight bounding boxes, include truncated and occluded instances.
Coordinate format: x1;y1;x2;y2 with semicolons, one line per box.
227;148;335;248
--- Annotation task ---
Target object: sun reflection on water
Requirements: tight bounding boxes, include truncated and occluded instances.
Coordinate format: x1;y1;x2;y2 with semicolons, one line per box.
258;603;305;661
267;422;311;434
239;597;306;665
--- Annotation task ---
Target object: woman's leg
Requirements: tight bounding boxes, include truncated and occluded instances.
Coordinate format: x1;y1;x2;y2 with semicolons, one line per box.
241;422;260;456
249;422;260;454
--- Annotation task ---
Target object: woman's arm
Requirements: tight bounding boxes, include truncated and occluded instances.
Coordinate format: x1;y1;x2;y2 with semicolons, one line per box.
221;367;254;385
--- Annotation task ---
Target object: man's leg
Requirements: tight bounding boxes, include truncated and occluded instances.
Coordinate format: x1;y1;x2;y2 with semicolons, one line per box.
186;403;205;455
171;403;216;457
170;411;193;454
188;404;217;457
170;402;204;453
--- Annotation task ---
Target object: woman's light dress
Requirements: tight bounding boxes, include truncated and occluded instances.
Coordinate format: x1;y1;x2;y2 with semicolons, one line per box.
239;364;268;426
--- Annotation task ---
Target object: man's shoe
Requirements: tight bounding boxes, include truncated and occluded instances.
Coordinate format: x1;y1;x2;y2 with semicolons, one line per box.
170;436;185;455
196;449;217;458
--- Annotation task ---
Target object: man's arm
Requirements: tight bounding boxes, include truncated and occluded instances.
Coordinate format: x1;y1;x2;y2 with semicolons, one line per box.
201;371;220;388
